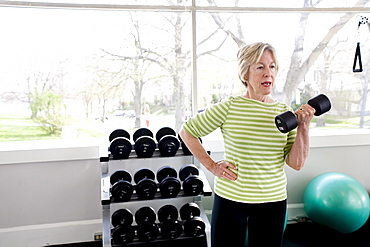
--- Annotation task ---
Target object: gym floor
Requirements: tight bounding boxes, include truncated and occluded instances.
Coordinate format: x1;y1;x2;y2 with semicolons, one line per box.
283;218;370;247
47;218;370;247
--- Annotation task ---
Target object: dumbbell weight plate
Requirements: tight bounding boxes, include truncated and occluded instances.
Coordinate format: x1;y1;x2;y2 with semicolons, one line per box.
136;222;160;242
156;127;177;141
307;94;331;116
158;205;183;239
133;128;156;158
183;176;203;196
133;128;154;142
135;207;160;241
179;164;199;181
134;168;156;183
275;111;297;134
111;224;135;245
158;205;179;222
134;169;158;200
156;127;180;157
110;138;132;160
111;181;134;202
157;166;177;182
157;166;181;198
159;177;181;198
110;170;134;202
110;170;132;185
184;216;206;237
109;129;130;142
135;206;157;225
180;202;201;221
133;168;157;200
179;164;203;196
160;220;183;239
111;208;134;227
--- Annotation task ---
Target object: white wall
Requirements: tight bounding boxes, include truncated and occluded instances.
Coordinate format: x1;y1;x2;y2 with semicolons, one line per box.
0;141;102;247
0;131;369;246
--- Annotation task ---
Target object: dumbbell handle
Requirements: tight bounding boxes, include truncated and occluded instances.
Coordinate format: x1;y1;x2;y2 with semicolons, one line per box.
275;94;331;133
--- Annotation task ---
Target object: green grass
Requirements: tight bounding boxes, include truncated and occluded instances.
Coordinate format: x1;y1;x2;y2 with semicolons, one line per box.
0;115;60;142
0;114;105;142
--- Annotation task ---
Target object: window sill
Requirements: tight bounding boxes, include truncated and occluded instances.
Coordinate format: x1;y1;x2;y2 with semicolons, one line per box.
0;138;102;165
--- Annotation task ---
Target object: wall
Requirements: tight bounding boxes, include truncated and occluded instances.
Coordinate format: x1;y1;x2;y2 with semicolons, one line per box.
0;141;102;247
0;131;369;246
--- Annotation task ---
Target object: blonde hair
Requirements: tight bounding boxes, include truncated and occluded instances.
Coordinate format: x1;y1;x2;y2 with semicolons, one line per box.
237;42;279;87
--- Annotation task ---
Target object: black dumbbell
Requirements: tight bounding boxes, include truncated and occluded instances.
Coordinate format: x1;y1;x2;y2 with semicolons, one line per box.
110;170;134;202
109;129;132;159
111;208;135;244
135;206;160;242
158;205;183;239
180;202;206;237
156;127;180;157
275;94;331;133
157;166;181;198
133;128;156;158
179;164;204;196
134;168;158;200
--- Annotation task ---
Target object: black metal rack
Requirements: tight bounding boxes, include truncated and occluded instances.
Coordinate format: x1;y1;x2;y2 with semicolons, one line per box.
100;149;212;247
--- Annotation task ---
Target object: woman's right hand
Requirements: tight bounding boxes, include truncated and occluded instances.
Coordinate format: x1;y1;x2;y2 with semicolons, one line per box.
209;160;237;181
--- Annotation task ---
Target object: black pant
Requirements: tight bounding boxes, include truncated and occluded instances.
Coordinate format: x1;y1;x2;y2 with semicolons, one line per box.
211;194;287;247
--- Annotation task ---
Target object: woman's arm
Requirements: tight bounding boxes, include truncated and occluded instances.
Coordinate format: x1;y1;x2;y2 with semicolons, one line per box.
178;127;237;180
286;104;315;171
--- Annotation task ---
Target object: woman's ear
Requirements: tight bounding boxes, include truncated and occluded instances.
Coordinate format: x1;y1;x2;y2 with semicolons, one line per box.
244;73;248;82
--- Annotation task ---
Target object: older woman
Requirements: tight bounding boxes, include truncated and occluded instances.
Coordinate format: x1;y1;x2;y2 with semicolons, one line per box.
179;42;315;247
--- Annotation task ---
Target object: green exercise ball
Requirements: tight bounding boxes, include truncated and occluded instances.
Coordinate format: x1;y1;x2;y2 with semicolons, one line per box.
303;172;369;233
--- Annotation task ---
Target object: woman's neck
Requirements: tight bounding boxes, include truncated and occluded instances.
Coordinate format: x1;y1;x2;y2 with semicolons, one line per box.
244;91;274;103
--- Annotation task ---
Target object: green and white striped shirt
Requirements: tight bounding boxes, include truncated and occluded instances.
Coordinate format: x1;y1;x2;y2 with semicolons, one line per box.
182;96;297;203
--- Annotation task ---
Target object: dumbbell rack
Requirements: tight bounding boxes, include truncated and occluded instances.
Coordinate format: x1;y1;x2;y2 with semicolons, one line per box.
100;149;212;247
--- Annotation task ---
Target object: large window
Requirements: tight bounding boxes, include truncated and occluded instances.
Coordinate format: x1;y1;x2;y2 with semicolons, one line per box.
1;0;370;145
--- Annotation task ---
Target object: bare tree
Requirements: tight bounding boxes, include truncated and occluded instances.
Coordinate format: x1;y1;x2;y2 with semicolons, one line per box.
206;0;369;105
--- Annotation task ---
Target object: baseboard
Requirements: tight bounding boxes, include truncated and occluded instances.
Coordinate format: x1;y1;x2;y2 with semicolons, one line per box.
0;219;102;247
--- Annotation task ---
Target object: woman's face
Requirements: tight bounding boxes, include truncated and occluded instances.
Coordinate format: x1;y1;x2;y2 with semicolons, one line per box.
244;50;276;97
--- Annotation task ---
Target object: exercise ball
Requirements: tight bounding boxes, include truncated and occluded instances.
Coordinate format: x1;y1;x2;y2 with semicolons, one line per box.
303;172;369;233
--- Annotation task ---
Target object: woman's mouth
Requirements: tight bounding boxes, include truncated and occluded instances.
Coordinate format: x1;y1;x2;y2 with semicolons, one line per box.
261;82;272;86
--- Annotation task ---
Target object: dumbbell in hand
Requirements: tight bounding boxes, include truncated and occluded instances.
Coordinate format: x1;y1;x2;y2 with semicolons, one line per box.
157;166;181;198
133;128;156;158
135;206;160;242
275;94;331;133
134;168;158;200
110;170;134;202
156;127;180;157
109;129;132;159
180;202;206;237
111;208;135;245
158;205;183;239
179;164;204;196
